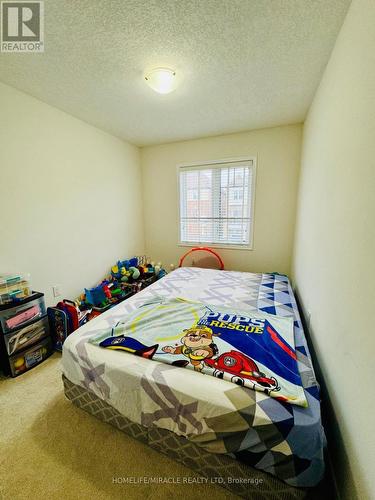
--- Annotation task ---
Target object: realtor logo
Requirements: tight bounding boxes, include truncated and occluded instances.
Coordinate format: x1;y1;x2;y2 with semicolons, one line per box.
1;1;44;52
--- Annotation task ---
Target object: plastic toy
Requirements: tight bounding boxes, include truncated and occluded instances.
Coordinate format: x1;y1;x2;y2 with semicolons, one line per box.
77;255;168;320
102;283;112;299
128;266;140;280
14;356;25;372
158;269;167;279
126;257;138;268
179;247;224;270
85;285;107;307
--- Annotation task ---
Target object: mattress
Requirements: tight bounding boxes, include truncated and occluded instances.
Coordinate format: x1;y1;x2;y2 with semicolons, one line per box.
61;267;326;488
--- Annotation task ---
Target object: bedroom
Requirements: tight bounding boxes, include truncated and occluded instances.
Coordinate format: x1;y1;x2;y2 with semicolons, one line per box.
0;1;373;499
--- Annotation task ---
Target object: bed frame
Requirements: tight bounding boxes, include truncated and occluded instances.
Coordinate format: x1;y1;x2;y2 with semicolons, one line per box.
63;375;307;500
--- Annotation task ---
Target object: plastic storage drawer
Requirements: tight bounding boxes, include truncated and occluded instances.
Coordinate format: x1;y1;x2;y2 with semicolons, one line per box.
8;336;52;377
0;273;32;305
3;316;50;356
0;293;46;334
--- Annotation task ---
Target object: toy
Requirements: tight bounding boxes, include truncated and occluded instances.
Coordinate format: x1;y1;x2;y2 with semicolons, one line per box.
79;255;168;319
138;265;149;276
111;264;121;280
12;342;50;375
126;257;138;268
179;247;224;270
158;269;167;279
85;285;107;307
102;283;112;299
128;266;140;280
119;267;128;282
138;255;147;266
14;356;25;371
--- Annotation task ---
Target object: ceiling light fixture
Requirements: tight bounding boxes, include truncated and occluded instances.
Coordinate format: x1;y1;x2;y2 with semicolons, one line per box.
145;68;176;94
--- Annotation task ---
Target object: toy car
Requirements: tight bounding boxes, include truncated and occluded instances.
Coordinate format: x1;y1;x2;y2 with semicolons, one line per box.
204;350;279;392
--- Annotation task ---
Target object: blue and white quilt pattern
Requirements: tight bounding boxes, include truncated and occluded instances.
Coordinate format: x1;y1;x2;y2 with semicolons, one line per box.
62;267;326;487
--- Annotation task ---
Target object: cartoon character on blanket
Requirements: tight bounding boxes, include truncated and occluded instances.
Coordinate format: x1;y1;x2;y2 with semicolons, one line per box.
160;326;278;392
92;298;308;406
162;325;218;371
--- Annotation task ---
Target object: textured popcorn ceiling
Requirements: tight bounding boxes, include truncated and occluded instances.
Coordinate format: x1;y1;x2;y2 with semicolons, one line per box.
0;0;350;146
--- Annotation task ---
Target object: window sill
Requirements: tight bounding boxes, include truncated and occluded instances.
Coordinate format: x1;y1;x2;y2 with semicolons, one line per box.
178;242;253;251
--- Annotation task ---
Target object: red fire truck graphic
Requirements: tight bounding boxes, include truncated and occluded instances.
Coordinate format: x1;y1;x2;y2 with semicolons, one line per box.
205;350;280;393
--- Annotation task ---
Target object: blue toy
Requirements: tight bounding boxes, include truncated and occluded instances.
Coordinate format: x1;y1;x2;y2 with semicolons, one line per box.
85;285;107;307
122;257;138;269
157;269;167;279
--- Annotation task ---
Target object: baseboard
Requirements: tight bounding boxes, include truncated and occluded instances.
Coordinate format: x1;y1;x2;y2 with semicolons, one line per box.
293;289;358;500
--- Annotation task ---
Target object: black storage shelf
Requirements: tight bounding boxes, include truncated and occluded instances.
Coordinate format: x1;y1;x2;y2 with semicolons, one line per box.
0;292;53;377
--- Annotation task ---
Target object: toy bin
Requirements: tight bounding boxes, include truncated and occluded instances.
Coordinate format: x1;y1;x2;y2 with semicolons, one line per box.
8;336;53;377
4;316;50;356
0;293;46;334
0;273;32;305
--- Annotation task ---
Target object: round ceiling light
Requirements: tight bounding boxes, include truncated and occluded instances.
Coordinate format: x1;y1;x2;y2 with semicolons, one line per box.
144;68;177;94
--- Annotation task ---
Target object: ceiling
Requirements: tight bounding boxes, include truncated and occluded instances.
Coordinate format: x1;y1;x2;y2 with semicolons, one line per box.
0;0;351;146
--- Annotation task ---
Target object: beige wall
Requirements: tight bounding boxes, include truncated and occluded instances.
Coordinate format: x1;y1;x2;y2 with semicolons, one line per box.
0;82;144;306
141;124;302;274
292;1;375;499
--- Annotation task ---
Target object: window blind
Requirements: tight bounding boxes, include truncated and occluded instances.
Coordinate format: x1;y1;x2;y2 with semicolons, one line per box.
179;159;254;247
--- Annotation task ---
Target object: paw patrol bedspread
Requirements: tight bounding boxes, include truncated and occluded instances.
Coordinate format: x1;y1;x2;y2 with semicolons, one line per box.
90;298;308;407
62;268;326;487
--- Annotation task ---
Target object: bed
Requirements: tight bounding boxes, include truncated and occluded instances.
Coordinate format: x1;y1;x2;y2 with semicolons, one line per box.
61;267;326;499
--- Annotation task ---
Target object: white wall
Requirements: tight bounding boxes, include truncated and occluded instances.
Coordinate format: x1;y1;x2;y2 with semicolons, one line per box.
141;124;302;274
0;82;144;306
292;1;375;499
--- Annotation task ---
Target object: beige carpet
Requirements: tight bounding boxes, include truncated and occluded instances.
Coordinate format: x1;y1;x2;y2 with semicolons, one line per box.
0;353;237;500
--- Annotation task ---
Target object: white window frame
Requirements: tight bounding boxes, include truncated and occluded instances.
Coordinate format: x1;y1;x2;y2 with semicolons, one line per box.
177;156;256;250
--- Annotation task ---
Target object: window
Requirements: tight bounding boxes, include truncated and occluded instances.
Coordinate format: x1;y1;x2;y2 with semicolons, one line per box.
178;158;255;248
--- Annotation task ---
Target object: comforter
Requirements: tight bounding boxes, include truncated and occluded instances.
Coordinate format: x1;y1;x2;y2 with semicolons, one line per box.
61;267;326;487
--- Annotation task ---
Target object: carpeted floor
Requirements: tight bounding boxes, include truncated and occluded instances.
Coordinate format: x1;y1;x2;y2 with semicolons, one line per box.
0;353;237;500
